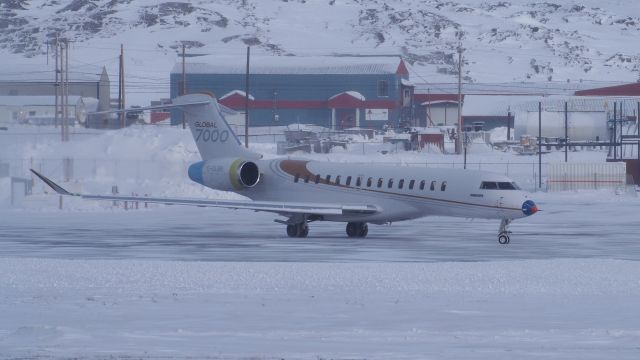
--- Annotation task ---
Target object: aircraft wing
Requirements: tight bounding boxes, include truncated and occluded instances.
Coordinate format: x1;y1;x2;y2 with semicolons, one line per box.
30;169;379;216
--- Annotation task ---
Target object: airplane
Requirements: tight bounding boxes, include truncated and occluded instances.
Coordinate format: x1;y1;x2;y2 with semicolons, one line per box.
31;93;538;244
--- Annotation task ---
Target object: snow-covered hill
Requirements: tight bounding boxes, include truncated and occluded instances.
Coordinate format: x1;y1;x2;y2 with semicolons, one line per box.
1;0;640;103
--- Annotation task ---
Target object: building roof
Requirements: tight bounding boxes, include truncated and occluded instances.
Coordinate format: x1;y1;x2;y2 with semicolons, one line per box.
414;93;462;104
575;82;640;96
172;56;408;75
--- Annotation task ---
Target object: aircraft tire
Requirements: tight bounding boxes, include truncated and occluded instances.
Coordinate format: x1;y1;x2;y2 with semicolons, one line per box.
299;224;309;238
498;233;510;245
359;223;368;237
346;222;358;237
286;224;297;237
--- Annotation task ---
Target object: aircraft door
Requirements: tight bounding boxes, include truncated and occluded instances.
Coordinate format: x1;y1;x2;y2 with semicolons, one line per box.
496;196;505;216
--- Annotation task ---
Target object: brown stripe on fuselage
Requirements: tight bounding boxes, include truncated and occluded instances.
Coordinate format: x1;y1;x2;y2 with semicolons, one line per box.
279;159;331;185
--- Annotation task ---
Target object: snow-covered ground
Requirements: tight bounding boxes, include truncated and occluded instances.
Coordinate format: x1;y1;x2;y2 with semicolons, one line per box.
1;124;640;359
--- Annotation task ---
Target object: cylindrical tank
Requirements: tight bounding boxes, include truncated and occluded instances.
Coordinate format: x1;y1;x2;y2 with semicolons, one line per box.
515;111;608;142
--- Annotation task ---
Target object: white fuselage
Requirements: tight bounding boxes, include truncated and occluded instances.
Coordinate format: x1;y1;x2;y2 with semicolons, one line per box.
231;158;532;224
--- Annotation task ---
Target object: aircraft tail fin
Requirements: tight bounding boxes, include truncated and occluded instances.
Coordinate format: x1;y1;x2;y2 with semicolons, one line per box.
174;94;260;161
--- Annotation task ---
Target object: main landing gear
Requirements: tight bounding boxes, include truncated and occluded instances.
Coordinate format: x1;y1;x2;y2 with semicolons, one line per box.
498;218;512;245
346;222;368;238
286;222;309;238
283;218;369;238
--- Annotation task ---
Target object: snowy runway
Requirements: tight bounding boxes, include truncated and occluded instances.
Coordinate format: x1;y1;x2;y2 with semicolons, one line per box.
1;258;639;359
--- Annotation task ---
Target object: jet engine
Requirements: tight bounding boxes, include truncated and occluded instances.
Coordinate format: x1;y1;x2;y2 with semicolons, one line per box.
188;158;260;191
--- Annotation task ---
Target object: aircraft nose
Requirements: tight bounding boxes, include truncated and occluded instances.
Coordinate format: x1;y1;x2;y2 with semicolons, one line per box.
522;199;538;216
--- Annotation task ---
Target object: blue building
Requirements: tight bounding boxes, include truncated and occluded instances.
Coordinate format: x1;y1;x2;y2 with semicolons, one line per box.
170;56;414;129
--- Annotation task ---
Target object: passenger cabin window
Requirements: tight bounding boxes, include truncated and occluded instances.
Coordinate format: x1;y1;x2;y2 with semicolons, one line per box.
377;178;383;188
326;175;331;183
335;175;341;185
430;181;436;191
356;177;362;187
419;180;425;190
398;179;404;189
315;174;320;184
294;174;300;183
388;178;394;188
346;176;352;186
367;177;373;187
441;181;447;191
409;180;415;190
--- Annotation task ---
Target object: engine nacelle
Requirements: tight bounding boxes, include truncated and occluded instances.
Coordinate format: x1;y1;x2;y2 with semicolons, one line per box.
188;158;260;191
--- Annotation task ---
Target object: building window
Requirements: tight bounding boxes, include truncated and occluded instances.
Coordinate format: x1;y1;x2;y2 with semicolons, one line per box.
441;181;447;191
335;175;341;185
387;178;394;188
346;176;352;186
419;180;425;190
315;174;320;184
326;175;331;183
398;179;404;189
304;175;310;183
377;80;389;97
409;180;415;190
377;178;383;188
367;177;373;187
356;177;362;187
430;181;436;191
294;174;300;183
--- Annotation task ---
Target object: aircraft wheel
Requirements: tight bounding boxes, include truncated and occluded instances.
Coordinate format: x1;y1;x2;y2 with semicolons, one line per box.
299;223;309;238
498;233;510;245
359;223;368;237
346;222;359;237
286;224;297;237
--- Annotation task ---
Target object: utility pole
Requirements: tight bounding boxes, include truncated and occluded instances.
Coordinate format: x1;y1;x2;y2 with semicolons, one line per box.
538;101;542;189
119;44;125;129
244;46;250;148
54;36;59;130
64;40;69;142
60;41;65;141
456;43;463;155
564;101;568;162
182;43;186;129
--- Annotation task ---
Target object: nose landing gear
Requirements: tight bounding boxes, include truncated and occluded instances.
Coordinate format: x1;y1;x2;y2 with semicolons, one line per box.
498;218;512;244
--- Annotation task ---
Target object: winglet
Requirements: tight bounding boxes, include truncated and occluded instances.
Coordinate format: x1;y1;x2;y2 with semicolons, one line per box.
30;169;72;196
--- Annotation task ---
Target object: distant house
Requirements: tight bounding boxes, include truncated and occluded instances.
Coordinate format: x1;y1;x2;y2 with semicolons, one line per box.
413;93;463;127
169;56;414;129
0;65;111;127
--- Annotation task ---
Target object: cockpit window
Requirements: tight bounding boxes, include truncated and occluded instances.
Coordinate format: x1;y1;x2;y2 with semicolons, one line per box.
497;182;518;190
481;181;520;190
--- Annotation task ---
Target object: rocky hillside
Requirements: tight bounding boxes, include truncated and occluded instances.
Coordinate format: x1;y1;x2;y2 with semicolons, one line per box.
1;0;639;87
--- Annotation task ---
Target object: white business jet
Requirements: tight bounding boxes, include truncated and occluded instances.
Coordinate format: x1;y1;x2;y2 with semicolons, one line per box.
31;93;538;244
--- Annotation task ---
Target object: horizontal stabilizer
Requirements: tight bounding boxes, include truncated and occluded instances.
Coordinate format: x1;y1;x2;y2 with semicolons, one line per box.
30;169;73;196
